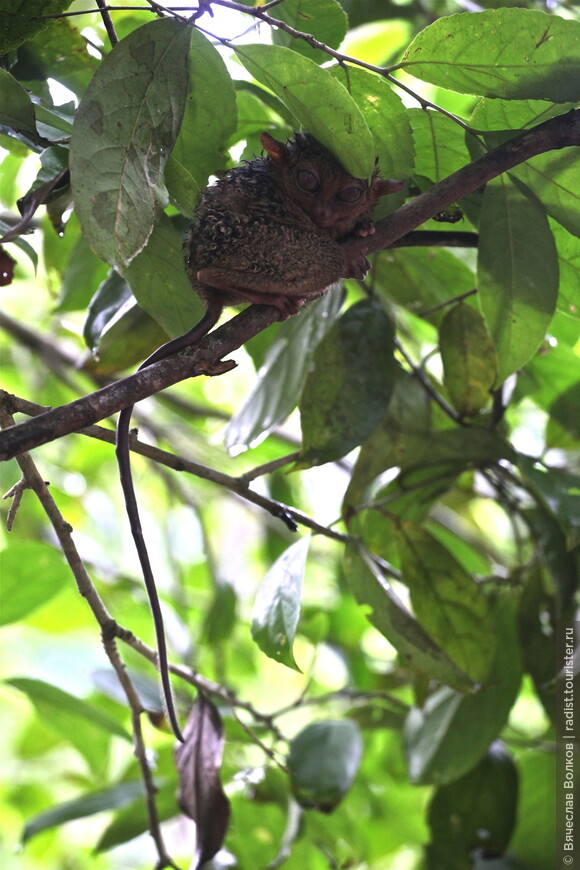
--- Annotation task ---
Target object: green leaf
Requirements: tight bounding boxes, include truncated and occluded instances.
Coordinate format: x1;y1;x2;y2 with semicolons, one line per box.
13;17;98;97
404;588;522;785
477;175;558;382
91;296;169;374
440;302;497;416
22;782;145;844
6;678;130;777
272;0;348;63
165;27;237;217
235;44;374;179
83;270;132;351
344;548;474;692
551;220;580;318
509;749;556;868
0;541;67;626
69;18;191;270
426;742;518;869
344;368;431;510
471;97;577;132
510;147;580;240
374;246;476;322
0;69;36;134
125;212;204;338
96;779;178;852
0;0;72;54
202;583;237;645
399;10;580;102
396;524;495;683
288;720;363;811
330;65;414;187
409;108;470;184
298;299;396;467
518;456;580;548
226;289;343;452
251;536;310;670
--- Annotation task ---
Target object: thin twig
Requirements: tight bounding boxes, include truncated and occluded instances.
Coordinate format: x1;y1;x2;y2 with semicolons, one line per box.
95;0;119;45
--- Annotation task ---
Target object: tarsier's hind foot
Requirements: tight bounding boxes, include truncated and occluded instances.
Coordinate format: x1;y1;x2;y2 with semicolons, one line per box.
197;268;305;319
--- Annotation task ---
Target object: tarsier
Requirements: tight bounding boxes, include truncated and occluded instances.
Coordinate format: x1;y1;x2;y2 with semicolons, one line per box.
116;131;403;741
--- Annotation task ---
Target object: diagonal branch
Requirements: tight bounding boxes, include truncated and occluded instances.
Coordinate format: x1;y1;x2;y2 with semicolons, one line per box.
0;108;578;462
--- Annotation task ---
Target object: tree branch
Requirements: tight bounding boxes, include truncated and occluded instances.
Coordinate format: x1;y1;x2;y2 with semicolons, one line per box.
0;109;577;462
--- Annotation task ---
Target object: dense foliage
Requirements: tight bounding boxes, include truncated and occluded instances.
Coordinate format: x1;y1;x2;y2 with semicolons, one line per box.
0;1;578;869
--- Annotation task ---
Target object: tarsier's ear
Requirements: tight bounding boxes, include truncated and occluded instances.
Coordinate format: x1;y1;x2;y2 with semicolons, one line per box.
372;176;406;196
260;131;290;163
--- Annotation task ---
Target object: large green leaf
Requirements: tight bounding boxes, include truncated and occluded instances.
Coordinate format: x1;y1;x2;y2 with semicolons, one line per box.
0;541;67;626
404;588;522;785
70;18;191;270
477;175;558;382
165;27;237;218
399;10;580;102
251;537;310;671
396;524;495;683
344;548;474;692
298;299;396;467
330;66;414;182
235;44;374;179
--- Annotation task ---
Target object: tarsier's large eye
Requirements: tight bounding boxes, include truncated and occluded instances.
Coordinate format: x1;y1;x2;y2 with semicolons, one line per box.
338;185;364;203
296;169;320;193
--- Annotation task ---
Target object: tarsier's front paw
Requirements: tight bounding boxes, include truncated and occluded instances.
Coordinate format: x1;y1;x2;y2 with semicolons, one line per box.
356;218;376;238
345;251;371;280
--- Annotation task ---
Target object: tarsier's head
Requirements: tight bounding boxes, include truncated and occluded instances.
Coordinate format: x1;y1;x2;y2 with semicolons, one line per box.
260;131;402;239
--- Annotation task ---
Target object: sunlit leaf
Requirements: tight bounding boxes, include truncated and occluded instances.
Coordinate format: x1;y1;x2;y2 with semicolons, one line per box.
251;537;310;670
399;10;580;102
236;43;374;179
272;0;348;63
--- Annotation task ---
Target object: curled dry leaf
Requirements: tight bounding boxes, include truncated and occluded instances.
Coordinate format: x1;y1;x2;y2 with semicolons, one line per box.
175;695;231;869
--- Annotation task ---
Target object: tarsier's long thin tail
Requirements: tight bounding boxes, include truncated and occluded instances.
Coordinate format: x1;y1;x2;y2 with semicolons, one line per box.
115;303;222;742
